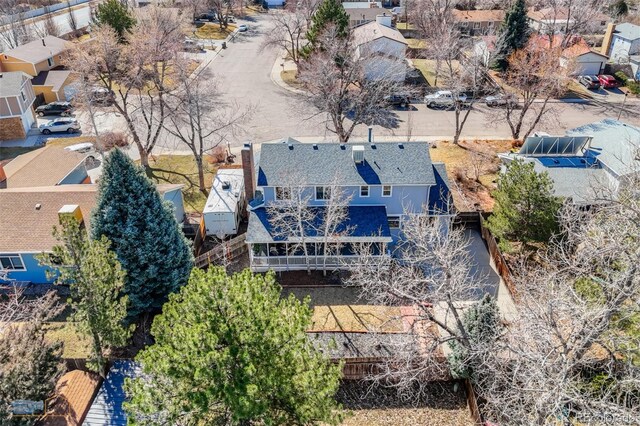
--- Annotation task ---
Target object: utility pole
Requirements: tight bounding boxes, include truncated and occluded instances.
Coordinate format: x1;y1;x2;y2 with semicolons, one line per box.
617;92;628;121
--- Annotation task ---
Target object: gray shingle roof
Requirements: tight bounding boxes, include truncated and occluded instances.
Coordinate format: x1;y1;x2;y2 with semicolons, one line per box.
614;23;640;41
0;72;26;98
257;141;436;187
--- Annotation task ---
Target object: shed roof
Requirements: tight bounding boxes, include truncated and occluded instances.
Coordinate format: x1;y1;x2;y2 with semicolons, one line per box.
613;23;640;41
257;140;435;187
0;184;183;252
203;168;244;214
83;360;140;426
353;21;407;46
39;370;102;426
0;72;28;98
2;36;69;64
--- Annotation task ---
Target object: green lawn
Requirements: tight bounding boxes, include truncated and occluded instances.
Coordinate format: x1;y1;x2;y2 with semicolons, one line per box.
44;322;92;359
145;154;217;214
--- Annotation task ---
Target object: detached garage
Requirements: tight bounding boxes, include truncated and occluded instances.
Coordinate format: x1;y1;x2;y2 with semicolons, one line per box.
561;43;608;76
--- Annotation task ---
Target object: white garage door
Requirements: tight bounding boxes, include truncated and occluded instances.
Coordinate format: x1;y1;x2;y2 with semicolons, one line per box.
576;61;603;76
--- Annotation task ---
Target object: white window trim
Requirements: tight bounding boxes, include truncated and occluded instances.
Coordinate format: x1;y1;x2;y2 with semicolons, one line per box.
47;57;54;67
360;185;369;197
0;253;26;271
387;215;401;229
315;186;331;200
382;185;392;197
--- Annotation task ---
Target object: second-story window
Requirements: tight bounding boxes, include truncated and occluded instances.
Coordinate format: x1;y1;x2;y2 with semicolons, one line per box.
382;185;392;197
315;186;331;200
20;90;26;102
47;57;54;67
275;187;290;200
360;185;369;197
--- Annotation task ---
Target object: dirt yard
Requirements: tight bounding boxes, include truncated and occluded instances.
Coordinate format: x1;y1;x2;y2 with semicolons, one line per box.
430;139;515;212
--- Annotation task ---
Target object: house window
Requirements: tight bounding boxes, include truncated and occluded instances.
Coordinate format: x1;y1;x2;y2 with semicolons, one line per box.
387;216;401;229
360;185;369;197
275;187;290;200
47;57;54;67
0;254;25;271
382;185;392;197
315;186;331;200
20;90;26;101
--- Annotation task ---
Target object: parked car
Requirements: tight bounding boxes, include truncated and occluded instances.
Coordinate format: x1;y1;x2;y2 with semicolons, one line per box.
39;117;81;134
89;87;115;105
237;24;248;32
485;93;518;107
425;91;467;109
35;101;73;117
384;93;411;108
597;74;619;89
578;75;601;90
193;13;216;23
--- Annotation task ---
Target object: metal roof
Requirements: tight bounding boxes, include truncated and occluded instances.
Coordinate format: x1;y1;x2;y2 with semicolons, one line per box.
256;140;436;187
519;136;591;156
246;205;393;243
83;360;140;426
203;168;244;214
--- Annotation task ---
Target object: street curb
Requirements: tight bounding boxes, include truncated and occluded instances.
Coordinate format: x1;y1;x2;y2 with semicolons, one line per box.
269;54;306;95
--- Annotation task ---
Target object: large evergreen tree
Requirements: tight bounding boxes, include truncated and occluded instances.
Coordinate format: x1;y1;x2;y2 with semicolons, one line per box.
304;0;349;52
39;217;133;377
486;159;562;251
492;0;529;71
448;294;502;381
91;149;193;320
125;267;343;426
94;0;135;41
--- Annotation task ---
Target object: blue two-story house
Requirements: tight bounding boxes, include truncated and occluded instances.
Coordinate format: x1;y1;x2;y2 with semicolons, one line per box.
243;139;452;272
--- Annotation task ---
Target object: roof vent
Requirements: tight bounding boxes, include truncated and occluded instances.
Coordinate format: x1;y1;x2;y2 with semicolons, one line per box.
398;143;404;149
313;144;318;150
352;145;365;164
222;181;231;190
288;143;293;150
35;203;41;210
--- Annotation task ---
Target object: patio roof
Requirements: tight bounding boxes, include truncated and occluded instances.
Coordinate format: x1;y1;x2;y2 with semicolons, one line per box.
246;205;392;243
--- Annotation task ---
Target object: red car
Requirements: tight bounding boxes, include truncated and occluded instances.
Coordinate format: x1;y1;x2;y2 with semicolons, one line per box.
597;74;619;89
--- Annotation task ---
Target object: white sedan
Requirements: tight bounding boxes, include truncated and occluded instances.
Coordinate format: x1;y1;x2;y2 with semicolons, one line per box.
237;24;248;32
39;118;81;134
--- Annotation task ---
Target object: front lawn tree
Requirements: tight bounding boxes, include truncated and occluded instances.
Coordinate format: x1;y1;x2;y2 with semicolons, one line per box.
38;217;133;378
486;159;562;251
94;0;136;41
298;27;407;143
492;0;529;71
262;7;308;64
125;267;342;426
91;149;194;320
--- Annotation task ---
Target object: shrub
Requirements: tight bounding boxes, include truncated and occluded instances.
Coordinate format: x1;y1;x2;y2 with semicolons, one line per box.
96;132;129;151
627;80;640;95
614;71;629;86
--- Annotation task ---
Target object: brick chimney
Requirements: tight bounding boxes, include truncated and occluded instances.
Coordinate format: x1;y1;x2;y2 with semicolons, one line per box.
601;23;616;56
241;143;256;205
0;163;6;189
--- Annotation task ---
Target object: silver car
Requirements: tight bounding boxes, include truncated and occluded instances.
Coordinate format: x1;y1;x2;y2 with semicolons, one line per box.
39;117;81;135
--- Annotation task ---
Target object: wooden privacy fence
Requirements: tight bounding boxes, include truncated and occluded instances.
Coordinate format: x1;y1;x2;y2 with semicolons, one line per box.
195;234;247;269
478;214;518;301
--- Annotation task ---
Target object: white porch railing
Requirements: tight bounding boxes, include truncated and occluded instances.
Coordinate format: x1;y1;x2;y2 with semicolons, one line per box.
250;255;388;271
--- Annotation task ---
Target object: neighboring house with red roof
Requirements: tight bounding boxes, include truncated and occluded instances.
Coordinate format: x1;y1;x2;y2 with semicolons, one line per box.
530;34;608;75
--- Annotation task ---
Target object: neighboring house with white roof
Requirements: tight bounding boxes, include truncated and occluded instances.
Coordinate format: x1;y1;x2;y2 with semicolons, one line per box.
0;36;75;104
498;119;640;205
527;7;609;35
0;71;36;140
352;16;407;81
604;23;640;79
241;139;453;272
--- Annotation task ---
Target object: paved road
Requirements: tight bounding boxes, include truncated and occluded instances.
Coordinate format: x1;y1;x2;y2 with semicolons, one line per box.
202;13;640;147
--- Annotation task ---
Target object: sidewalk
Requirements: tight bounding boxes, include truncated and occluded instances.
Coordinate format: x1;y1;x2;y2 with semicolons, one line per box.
270;52;305;95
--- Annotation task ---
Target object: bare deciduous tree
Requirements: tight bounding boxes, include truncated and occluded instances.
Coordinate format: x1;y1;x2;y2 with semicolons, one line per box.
318;177;353;275
71;7;183;167
0;0;31;49
530;0;605;47
165;65;252;195
262;9;307;64
297;26;408;143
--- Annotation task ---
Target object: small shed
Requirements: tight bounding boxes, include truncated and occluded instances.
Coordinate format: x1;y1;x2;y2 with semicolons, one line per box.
203;168;245;239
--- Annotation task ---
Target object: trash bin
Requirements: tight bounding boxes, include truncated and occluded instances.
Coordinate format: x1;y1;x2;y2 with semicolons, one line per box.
222;41;227;49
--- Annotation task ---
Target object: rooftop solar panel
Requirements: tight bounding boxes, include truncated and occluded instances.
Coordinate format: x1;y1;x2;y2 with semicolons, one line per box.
520;136;592;156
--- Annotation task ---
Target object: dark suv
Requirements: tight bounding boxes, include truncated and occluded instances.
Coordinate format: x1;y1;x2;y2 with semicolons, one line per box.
384;94;411;108
35;101;73;117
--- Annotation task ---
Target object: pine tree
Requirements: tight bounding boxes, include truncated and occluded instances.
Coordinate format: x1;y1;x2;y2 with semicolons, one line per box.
125;267;343;426
448;294;501;381
91;149;194;320
492;0;529;71
304;0;349;53
486;159;562;251
39;217;133;378
94;0;135;41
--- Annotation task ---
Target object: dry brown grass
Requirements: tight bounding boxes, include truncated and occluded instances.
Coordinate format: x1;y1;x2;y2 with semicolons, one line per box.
430;139;513;212
310;305;405;333
281;70;304;89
